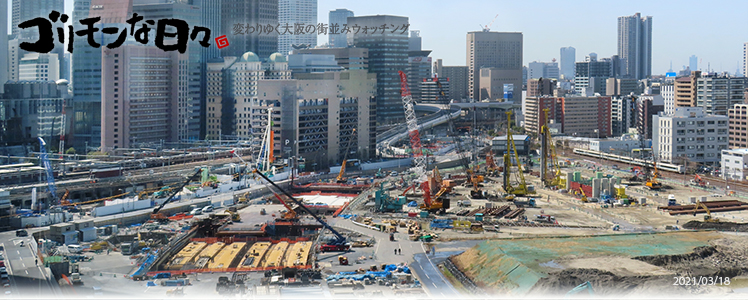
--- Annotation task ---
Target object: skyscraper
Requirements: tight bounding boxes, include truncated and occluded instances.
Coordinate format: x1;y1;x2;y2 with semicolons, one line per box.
71;0;133;150
278;0;317;55
434;59;468;101
133;0;204;141
329;9;353;48
743;43;747;79
0;0;8;94
349;15;409;124
560;46;576;80
409;30;422;51
12;0;66;81
466;31;523;101
221;0;278;58
690;55;698;72
194;0;221;139
617;12;652;79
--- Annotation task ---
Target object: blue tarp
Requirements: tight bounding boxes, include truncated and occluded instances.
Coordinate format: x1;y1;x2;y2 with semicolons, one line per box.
146;281;157;286
407;201;418;207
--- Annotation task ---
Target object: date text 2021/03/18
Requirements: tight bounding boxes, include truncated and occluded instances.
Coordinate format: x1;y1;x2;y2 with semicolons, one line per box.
673;276;730;286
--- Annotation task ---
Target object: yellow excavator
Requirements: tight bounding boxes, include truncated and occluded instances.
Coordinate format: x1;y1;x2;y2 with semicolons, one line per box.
336;128;357;183
693;201;719;222
645;162;663;190
578;187;588;202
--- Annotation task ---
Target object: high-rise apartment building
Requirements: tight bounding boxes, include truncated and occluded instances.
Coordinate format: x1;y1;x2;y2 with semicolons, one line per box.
653;107;728;164
728;104;748;149
349;15;409;124
695;73;745;116
611;96;635;136
617;12;652;79
674;71;700;108
221;0;278;58
278;0;317;55
408;50;432;102
661;81;675;115
560;47;576;80
434;59;468;101
637;95;665;139
524;96;560;136
19;53;60;82
605;78;639;96
467;31;523;101
329;9;354;48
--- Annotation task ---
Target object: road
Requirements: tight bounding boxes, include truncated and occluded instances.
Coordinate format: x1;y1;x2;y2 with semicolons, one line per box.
1;232;56;298
330;218;460;297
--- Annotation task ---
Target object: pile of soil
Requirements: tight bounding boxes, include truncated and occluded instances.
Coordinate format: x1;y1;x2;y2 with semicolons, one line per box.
634;239;748;278
683;220;748;232
528;268;693;297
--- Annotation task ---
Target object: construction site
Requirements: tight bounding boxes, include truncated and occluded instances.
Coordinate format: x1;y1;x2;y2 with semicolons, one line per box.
5;72;748;300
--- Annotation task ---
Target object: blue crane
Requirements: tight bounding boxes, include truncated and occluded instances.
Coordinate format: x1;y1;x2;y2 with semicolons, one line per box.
38;137;58;207
253;170;349;251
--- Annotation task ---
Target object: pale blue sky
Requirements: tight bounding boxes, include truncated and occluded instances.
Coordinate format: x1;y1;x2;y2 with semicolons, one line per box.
12;0;748;75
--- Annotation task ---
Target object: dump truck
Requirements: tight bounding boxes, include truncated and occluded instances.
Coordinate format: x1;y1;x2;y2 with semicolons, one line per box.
70;273;82;285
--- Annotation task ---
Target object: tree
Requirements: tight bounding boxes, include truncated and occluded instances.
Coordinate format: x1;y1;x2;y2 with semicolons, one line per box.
65;147;76;155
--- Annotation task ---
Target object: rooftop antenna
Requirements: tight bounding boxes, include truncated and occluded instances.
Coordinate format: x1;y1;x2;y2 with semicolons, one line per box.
480;14;499;32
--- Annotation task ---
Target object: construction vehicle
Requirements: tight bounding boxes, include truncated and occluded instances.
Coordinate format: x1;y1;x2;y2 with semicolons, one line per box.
150;168;203;222
336;128;357;183
216;209;241;222
578;187;588;202
690;174;708;187
540;108;563;188
254;170;350;252
269;191;298;221
375;183;405;213
503;111;535;197
485;152;500;176
667;195;677;206
419;181;449;214
645;162;663;190
375;168;384;179
338;256;349;265
70;273;82;285
514;198;536;208
693;201;719;222
565;281;594;299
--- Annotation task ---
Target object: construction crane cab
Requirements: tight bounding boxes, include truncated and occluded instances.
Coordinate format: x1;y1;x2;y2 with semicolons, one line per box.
419;181;449;214
336;128;357;183
693;201;719;222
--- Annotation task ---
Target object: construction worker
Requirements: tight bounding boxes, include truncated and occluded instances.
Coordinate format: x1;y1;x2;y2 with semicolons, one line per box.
394;249;397;255
35;259;38;265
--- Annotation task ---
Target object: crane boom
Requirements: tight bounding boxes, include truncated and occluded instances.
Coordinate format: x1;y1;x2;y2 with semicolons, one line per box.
503;111;535;196
398;71;426;180
152;168;202;214
336;128;357;183
254;169;347;245
38;137;57;207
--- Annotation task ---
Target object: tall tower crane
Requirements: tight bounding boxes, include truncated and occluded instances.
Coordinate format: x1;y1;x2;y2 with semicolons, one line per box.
257;108;275;175
398;71;426;181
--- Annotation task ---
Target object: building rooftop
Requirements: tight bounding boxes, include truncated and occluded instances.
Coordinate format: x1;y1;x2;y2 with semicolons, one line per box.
493;135;529;141
723;148;748;155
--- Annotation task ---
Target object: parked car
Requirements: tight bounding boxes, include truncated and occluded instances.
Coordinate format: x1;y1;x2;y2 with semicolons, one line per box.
202;206;213;213
0;274;8;281
189;209;202;216
15;230;28;237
